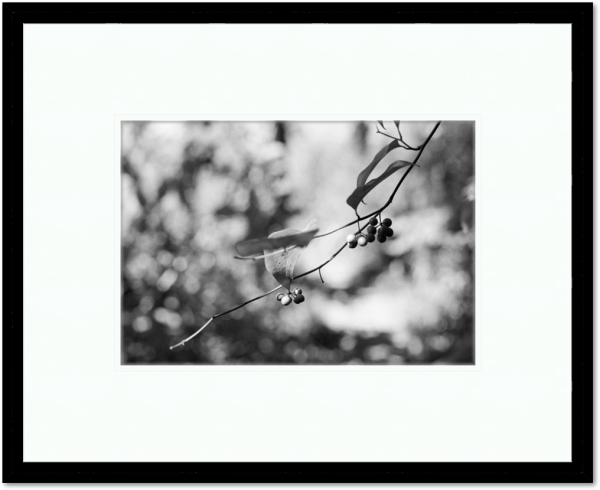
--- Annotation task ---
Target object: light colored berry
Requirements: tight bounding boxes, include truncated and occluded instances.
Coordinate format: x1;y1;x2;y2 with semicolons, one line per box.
276;293;284;301
357;236;368;246
346;233;357;244
281;295;292;306
293;288;302;295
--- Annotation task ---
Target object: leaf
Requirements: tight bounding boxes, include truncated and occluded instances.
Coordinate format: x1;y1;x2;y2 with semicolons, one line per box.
346;160;415;210
377;120;386;130
356;139;400;189
235;223;318;257
393;121;403;140
264;220;317;290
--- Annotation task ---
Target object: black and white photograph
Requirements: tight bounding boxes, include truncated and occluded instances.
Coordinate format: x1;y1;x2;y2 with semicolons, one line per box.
121;120;475;364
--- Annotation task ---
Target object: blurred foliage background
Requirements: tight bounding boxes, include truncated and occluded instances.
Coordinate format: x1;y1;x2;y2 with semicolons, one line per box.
121;120;474;364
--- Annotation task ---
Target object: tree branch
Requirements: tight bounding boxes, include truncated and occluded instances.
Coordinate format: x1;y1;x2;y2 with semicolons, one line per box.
313;121;441;239
170;121;442;350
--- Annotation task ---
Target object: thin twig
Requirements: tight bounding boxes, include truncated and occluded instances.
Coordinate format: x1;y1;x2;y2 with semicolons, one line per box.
170;121;442;349
170;317;214;349
214;285;283;318
169;286;283;350
376;128;419;151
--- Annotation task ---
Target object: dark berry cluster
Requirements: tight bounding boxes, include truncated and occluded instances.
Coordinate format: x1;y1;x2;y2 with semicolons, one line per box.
376;217;394;242
276;288;305;306
346;217;395;248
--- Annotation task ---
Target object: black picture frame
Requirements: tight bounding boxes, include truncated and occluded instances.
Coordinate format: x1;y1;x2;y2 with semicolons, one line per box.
5;5;600;490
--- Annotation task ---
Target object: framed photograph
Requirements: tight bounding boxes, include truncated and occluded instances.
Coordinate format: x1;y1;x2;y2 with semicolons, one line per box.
118;117;477;367
5;2;591;483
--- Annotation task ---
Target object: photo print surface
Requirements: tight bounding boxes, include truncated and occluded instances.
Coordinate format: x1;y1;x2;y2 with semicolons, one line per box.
121;121;475;364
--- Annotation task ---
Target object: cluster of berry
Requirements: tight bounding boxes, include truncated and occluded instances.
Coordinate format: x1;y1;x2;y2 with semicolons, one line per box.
276;288;305;306
346;217;395;248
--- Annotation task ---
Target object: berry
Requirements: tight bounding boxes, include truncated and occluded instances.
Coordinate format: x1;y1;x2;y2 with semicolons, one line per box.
294;294;305;304
377;235;387;243
293;288;303;295
276;293;284;301
346;233;357;244
281;295;292;306
366;233;376;243
382;218;392;227
385;227;394;237
377;227;385;235
357;236;368;247
348;241;357;249
369;218;378;226
367;225;376;234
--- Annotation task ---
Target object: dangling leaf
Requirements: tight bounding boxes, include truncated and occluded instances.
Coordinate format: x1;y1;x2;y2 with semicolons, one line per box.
264;220;317;290
346;160;415;210
235;223;318;257
356;139;400;189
